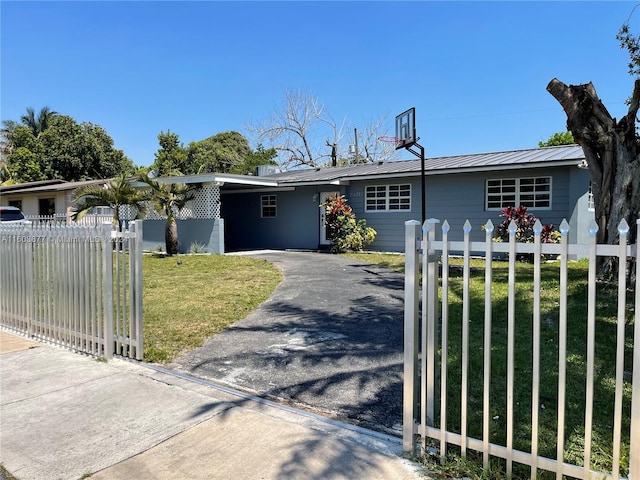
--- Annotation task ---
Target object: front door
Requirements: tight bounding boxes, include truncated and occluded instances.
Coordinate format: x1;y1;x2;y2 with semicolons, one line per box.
319;191;334;246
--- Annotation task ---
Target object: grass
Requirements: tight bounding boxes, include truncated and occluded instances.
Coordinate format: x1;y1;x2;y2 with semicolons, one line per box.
345;252;406;272
349;252;633;479
142;254;282;363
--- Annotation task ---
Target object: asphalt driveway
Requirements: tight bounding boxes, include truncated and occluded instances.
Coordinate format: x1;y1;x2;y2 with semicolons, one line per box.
168;250;405;436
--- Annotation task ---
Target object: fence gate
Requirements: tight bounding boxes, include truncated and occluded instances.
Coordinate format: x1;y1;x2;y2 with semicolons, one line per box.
0;221;143;359
404;218;640;479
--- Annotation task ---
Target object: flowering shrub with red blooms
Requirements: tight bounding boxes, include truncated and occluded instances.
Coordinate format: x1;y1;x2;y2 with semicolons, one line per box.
321;193;376;253
494;205;560;244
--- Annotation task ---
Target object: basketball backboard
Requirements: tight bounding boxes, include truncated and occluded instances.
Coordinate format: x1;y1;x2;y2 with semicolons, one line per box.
395;107;416;149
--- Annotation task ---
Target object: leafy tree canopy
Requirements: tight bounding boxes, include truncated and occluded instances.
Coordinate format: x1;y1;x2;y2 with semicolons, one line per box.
1;108;136;184
187;131;251;174
238;143;278;175
538;131;575;147
151;130;277;177
152;130;188;176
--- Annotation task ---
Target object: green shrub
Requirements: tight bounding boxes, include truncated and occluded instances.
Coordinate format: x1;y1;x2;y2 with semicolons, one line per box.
321;193;377;253
492;205;559;261
188;241;208;254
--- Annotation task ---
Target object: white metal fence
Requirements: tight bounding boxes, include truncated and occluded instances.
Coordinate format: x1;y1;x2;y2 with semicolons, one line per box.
0;221;143;359
404;218;639;479
26;213;116;227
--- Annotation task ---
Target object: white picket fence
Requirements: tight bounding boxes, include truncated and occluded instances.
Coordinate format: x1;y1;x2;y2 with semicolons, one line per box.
404;218;640;479
26;213;116;227
0;221;143;359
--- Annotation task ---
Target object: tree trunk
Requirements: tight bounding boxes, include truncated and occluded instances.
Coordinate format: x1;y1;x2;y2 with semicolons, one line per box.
165;218;179;255
547;78;640;279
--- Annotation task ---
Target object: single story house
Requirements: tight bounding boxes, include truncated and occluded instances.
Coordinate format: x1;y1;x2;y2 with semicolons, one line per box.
222;144;593;251
0;145;593;253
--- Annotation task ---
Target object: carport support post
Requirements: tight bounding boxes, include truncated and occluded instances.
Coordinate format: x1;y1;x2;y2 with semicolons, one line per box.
403;220;421;452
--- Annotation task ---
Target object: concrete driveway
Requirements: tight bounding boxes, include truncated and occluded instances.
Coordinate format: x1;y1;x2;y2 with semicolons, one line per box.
168;250;405;436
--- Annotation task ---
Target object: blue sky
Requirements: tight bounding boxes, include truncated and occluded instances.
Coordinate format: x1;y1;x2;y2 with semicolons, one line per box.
1;1;637;167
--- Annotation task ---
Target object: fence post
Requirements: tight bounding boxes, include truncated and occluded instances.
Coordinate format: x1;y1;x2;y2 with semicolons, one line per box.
404;220;422;452
423;218;440;438
630;220;640;480
130;221;144;360
102;222;114;359
25;224;34;337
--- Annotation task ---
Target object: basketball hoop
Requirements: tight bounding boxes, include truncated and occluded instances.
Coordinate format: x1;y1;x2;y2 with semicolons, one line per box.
377;135;406;150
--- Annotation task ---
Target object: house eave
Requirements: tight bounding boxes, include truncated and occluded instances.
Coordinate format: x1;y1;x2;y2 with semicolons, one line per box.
131;173;279;188
222;186;296;194
0;178;108;195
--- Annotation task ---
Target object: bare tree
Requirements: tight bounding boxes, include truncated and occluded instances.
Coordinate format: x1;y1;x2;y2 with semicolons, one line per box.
352;115;399;163
248;89;340;169
248;89;398;169
546;18;640;278
547;79;639;243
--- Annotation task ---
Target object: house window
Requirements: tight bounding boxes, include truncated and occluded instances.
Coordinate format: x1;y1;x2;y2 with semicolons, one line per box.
486;177;551;210
89;206;114;215
365;184;411;212
38;198;56;216
261;195;277;218
587;182;595;211
8;200;22;210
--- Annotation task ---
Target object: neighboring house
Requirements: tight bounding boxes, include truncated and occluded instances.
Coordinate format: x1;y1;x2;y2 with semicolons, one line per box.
0;145;594;253
0;178;108;218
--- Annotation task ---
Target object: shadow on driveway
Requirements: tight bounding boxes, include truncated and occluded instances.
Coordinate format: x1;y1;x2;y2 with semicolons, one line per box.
168;251;406;435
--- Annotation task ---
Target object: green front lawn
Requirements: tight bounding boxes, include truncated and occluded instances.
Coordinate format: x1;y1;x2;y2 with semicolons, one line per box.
142;254;282;363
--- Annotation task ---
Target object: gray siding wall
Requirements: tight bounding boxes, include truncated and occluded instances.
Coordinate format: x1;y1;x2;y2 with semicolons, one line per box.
346;165;590;252
568;167;595;245
345;179;420;252
222;186;328;251
142;218;225;254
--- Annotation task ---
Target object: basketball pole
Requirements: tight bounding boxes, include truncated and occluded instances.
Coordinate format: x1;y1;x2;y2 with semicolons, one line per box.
405;143;425;224
391;107;424;223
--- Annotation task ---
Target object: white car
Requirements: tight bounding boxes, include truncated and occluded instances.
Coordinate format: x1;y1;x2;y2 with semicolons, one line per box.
0;206;31;224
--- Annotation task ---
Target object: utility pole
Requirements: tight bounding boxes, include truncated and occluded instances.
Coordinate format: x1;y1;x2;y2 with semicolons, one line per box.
354;127;359;163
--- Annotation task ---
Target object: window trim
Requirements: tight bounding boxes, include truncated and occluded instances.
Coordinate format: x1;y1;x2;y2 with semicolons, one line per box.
260;194;277;218
364;184;412;212
485;177;552;211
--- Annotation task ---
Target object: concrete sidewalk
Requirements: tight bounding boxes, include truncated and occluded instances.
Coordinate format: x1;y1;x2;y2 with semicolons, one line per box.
0;331;425;480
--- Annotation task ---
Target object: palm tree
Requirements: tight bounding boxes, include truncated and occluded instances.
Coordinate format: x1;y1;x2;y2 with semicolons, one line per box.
20;106;58;137
139;173;196;255
1;119;18;144
71;174;149;231
1;120;19;167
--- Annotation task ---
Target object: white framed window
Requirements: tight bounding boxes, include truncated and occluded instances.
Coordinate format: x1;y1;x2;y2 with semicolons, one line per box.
365;184;411;212
587;182;595;211
89;206;114;215
486;177;551;210
261;194;277;218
